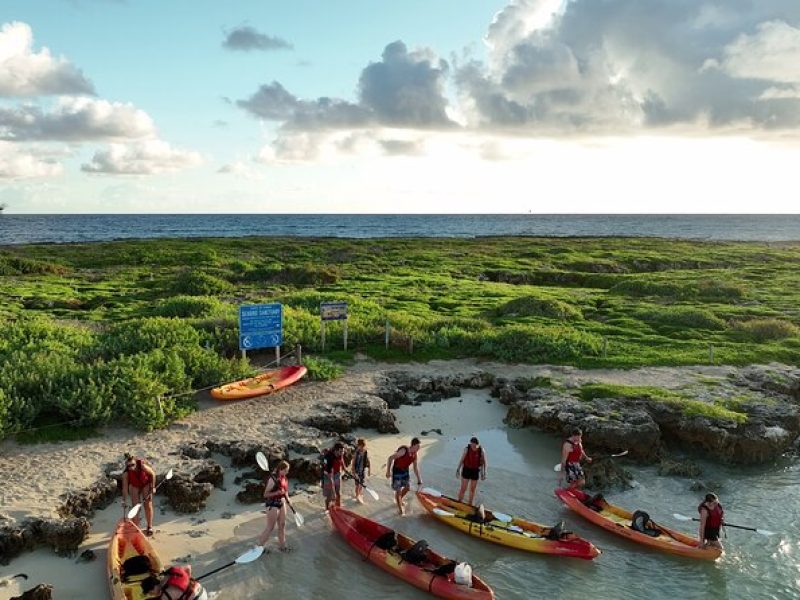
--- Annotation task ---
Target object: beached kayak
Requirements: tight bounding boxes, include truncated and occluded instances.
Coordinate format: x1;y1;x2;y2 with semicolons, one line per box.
211;365;307;400
329;508;494;600
108;518;163;600
555;488;722;560
416;489;600;560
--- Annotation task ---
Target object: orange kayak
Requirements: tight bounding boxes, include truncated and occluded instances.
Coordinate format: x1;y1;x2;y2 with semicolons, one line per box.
108;519;163;600
555;488;722;560
330;508;495;600
211;365;307;400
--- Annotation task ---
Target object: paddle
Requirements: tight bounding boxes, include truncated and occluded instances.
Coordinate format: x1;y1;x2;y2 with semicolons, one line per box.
554;450;629;472
129;469;174;516
0;573;28;587
672;513;775;536
195;545;265;582
431;507;539;538
126;504;142;520
343;472;380;501
256;452;304;527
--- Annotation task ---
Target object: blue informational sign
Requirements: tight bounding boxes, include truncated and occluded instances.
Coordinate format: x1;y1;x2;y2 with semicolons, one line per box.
239;303;283;350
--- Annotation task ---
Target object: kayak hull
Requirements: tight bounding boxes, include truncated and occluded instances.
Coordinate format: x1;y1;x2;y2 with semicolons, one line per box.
329;507;494;600
108;519;163;600
555;488;722;560
211;365;307;400
416;490;600;560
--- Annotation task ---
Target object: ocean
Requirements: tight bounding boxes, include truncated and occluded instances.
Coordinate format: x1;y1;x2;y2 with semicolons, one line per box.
1;214;800;245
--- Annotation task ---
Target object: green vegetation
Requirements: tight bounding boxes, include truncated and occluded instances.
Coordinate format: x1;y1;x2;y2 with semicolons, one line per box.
2;235;799;438
304;356;344;381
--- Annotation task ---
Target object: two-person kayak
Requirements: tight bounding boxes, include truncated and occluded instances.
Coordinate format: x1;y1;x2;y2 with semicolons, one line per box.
108;518;163;600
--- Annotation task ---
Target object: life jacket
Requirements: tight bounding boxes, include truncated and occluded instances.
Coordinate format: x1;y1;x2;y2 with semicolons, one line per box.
565;439;583;464
265;471;289;507
125;459;152;489
698;502;724;528
463;446;483;470
322;450;345;474
353;449;369;474
163;566;202;600
393;446;415;472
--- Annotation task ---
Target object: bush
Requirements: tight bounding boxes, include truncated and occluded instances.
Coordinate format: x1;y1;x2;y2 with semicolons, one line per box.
0;252;69;276
731;319;799;342
496;296;583;320
172;270;233;296
154;295;224;318
192;316;240;356
611;279;691;298
635;307;726;330
100;318;201;357
304;356;343;381
479;325;602;363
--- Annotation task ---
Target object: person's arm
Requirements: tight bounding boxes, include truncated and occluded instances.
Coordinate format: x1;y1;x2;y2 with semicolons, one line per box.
412;457;422;486
366;453;371;477
582;448;592;463
698;508;707;543
456;448;466;477
145;465;157;496
262;477;278;499
385;453;396;478
559;443;569;479
481;450;488;480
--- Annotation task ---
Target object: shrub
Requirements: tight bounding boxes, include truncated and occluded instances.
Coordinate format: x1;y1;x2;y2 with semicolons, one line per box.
304;356;343;381
0;253;70;276
611;279;691;298
479;325;602;363
635;307;726;330
172;270;233;296
496;296;583;320
100;318;201;358
192;316;240;356
731;319;799;342
697;279;745;301
154;295;224;318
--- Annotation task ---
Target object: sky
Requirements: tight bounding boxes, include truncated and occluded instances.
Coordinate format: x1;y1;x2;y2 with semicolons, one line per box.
1;0;800;213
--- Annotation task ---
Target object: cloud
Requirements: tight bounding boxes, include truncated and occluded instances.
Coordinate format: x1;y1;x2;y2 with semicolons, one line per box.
222;26;293;52
378;138;425;156
0;97;156;141
81;140;202;174
0;141;63;178
718;21;800;84
238;41;455;131
0;22;94;97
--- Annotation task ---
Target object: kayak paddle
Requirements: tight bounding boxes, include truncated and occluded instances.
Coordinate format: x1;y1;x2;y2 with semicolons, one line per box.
130;468;174;516
256;451;304;527
195;545;265;582
554;450;629;472
126;504;142;520
672;513;775;536
0;573;28;587
431;508;537;538
343;472;380;501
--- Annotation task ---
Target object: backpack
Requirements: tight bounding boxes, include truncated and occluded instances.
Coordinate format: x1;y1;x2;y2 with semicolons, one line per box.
401;539;429;565
375;531;397;551
631;510;661;537
545;521;571;540
583;493;606;512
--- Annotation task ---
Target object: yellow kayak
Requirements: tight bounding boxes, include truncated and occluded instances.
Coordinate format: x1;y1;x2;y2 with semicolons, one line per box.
108;519;163;600
211;365;307;400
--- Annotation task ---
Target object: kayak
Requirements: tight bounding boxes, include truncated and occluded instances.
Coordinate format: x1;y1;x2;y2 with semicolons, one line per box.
211;365;307;400
555;488;722;560
108;518;163;600
329;508;494;600
416;489;600;560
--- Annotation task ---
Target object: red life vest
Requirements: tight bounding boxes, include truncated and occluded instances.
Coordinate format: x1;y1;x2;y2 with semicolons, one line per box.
698;502;724;528
274;473;288;496
393;446;416;471
323;451;345;474
565;440;583;463
463;446;483;469
126;459;152;489
164;566;201;600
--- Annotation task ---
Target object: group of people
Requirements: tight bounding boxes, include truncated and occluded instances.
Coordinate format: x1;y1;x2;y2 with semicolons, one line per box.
120;428;722;598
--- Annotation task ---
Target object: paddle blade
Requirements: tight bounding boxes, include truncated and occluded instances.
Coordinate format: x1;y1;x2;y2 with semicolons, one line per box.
493;512;513;523
293;511;305;527
757;529;776;536
256;452;269;472
127;504;142;520
420;487;443;497
433;508;455;517
165;468;174;480
553;463;562;472
611;450;630;458
672;513;692;522
365;487;380;501
235;545;265;564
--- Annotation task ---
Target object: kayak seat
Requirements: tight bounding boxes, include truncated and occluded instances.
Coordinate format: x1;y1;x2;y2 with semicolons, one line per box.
374;531;398;551
583;493;606;512
121;555;152;583
429;561;458;576
631;510;661;537
545;521;573;540
401;539;429;565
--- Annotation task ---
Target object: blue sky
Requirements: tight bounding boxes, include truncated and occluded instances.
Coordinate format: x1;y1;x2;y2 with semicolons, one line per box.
2;0;800;213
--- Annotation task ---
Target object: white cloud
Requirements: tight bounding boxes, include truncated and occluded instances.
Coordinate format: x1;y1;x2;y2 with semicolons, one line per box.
0;21;94;97
0;141;63;178
81;140;203;174
719;20;800;84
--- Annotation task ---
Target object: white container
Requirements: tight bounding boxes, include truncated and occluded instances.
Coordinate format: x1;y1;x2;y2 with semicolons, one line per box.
454;562;472;587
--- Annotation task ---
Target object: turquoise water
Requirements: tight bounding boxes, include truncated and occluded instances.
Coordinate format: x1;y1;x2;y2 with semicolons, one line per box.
218;393;796;599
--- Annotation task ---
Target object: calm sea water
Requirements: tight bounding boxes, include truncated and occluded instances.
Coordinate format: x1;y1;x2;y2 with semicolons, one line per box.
2;214;800;245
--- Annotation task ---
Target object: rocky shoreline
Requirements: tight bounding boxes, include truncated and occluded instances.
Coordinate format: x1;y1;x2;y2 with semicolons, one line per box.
2;359;799;588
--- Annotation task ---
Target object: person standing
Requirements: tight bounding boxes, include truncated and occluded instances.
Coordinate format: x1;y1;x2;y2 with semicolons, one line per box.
385;437;423;515
121;453;157;536
698;493;724;551
351;438;371;504
257;460;292;553
456;437;487;506
559;428;592;490
322;442;352;511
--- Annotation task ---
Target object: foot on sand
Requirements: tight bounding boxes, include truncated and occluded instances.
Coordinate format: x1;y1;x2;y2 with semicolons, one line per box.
279;545;293;554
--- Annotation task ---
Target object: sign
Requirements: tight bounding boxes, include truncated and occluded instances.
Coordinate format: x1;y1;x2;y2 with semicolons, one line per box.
320;301;348;321
239;303;282;351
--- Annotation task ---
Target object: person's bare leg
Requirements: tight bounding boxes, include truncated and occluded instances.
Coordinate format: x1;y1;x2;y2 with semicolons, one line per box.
467;480;478;506
131;488;142;525
144;494;154;532
277;506;287;549
457;479;468;502
258;509;278;546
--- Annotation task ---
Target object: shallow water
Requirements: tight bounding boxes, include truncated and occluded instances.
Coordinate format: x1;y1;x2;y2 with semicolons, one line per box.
216;392;799;600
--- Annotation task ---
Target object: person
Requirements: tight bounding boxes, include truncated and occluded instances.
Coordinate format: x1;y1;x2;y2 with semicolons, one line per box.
140;565;208;600
351;438;371;504
559;428;592;490
385;437;423;515
257;460;291;553
321;442;353;512
456;437;487;506
698;492;724;550
122;453;157;536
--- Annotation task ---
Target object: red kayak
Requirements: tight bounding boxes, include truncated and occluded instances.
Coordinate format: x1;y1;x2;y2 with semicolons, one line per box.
329;508;495;600
211;365;307;400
